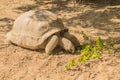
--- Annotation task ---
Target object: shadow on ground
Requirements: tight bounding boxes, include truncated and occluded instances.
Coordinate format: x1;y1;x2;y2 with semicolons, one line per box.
65;7;120;31
0;18;14;32
12;0;120;45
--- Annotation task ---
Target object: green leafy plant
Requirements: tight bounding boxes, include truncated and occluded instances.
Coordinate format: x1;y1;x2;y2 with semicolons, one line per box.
65;31;114;70
65;59;76;70
107;49;112;54
65;63;71;70
96;37;104;50
78;54;87;64
109;37;115;47
81;31;89;40
77;35;104;64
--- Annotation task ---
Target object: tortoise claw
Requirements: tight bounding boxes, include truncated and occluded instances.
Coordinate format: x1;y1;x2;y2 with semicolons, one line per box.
68;46;75;53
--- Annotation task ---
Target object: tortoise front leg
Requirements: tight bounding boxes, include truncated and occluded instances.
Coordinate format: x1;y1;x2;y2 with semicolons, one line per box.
63;32;80;47
59;37;75;53
45;35;59;54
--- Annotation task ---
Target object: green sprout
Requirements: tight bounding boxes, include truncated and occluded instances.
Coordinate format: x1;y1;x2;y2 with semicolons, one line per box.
65;59;76;70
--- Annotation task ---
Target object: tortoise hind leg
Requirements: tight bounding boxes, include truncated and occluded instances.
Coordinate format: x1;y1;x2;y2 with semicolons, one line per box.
45;35;59;54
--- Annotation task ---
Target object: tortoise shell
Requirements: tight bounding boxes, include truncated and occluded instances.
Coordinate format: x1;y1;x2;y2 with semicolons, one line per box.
8;9;68;49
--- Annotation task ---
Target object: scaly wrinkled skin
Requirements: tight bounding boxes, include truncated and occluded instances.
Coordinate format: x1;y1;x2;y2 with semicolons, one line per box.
45;32;76;54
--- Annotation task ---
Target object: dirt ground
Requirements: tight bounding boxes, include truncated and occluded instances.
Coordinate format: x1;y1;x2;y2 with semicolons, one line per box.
0;0;120;80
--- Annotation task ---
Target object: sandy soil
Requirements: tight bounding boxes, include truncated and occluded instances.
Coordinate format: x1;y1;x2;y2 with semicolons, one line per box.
0;0;120;80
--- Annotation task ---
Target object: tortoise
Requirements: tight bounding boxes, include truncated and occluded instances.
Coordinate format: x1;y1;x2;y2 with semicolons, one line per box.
6;9;79;53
